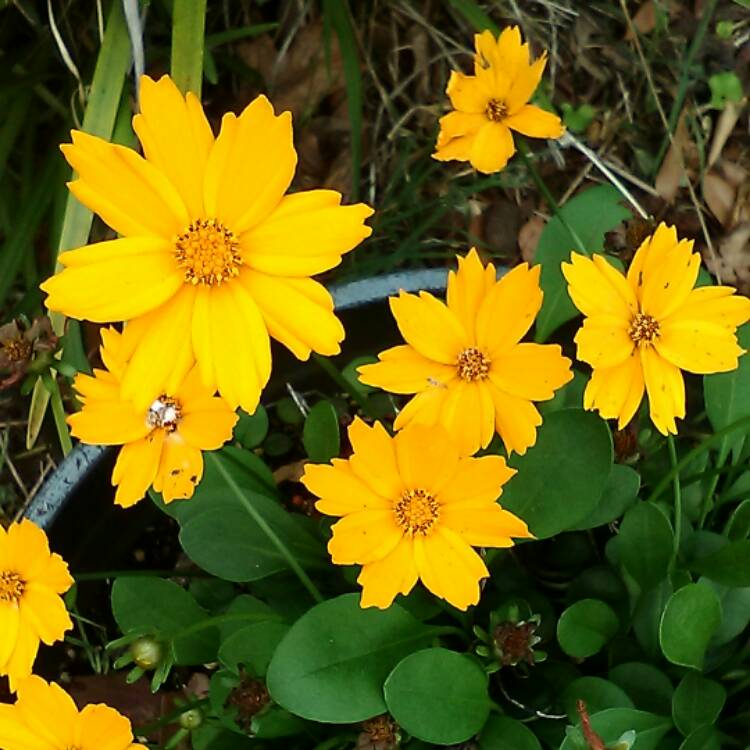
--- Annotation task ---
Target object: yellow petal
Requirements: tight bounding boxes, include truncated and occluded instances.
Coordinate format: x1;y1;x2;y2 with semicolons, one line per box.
432;134;475;163
446;249;497;343
474;27;527;91
203;96;295;234
303;458;392;516
68;397;151;446
41;238;182;323
573;315;635;369
437;111;486;147
656;320;744;374
583;351;644;429
34;554;74;596
470;121;516;174
357;345;457;395
178;402;237;451
491;342;574;398
437;454;516;506
347;418;405;501
562;252;637;320
358;537;418;609
641;346;685;435
0;605;20;670
641;240;700;319
191;283;271;413
626;223;680;298
154;433;203;503
389;290;466;364
19;584;72;645
392;387;450;432
328;511;402;565
119;285;197;411
476;263;542;355
504;103;564;138
62;130;189;238
445;71;491;113
486;384;542;455
240;271;344;359
439;380;495;456
111;432;164;508
241;190;373;277
16;676;78;749
441;503;531;547
6;520;51;580
413;527;487;610
664;285;750;330
4;627;40;690
0;703;51;750
506;55;548;112
75;704;136;750
133;75;213;218
394;423;460;495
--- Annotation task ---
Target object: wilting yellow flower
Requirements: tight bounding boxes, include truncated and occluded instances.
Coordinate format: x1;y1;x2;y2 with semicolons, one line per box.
0;676;147;750
358;250;573;456
302;418;531;610
41;75;373;414
0;520;73;687
562;223;750;435
433;27;564;173
69;327;237;507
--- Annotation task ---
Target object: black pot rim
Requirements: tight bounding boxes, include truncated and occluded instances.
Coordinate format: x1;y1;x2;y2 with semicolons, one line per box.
25;268;450;531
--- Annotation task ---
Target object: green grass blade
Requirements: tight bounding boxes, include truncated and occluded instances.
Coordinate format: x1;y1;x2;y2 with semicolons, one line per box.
171;0;207;96
446;0;499;33
322;0;362;201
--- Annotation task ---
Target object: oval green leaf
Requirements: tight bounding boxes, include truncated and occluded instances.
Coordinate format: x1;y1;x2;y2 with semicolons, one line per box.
691;540;750;587
562;677;633;722
608;662;673;715
303;401;341;463
571;464;640;530
557;599;619;658
619;502;673;591
672;672;725;737
384;648;490;745
560;708;671;750
479;715;541;750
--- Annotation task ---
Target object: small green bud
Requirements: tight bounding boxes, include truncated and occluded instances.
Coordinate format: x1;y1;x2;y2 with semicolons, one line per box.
716;20;734;39
178;708;204;731
130;637;164;670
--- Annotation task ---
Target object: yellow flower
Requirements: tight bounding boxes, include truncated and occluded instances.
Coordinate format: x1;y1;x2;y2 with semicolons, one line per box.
562;223;750;435
0;675;147;750
0;520;73;687
302;418;531;610
41;75;373;414
68;327;237;508
358;250;573;456
433;27;564;173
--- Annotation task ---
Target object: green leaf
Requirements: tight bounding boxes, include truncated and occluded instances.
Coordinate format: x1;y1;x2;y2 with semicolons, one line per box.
302;401;341;463
704;324;750;462
678;726;722;750
501;409;613;538
633;580;673;659
171;0;207;95
445;0;499;32
608;663;673;715
234;407;269;449
384;648;490;745
251;705;307;738
672;672;725;737
659;583;722;669
557;599;619;658
560;709;671;750
534;185;631;341
219;621;290;677
618;502;674;590
479;715;541;750
192;726;254;750
562;677;634;721
571;464;640;530
691;540;750;587
704;580;750;646
111;577;217;665
266;594;437;723
726;499;750;540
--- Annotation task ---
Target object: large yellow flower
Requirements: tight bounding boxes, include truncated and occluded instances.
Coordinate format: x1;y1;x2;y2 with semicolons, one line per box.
41;75;373;414
358;250;573;456
433;27;564;173
0;520;73;687
562;223;750;434
68;327;237;508
0;676;146;750
302;418;531;610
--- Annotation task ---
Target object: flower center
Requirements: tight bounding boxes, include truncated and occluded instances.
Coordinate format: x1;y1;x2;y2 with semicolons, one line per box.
629;313;660;344
393;489;439;536
457;347;491;382
0;571;25;603
3;338;31;363
175;218;242;286
486;98;508;122
147;395;182;432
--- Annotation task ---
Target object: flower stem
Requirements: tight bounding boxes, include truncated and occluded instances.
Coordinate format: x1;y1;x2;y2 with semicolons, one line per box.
667;436;682;569
207;452;325;603
313;353;379;420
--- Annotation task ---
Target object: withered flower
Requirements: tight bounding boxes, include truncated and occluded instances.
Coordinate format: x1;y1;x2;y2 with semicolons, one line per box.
0;317;57;389
357;714;400;750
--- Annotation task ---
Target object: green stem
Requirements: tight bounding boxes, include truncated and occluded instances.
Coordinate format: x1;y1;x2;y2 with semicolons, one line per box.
645;415;750;506
517;138;587;253
171;0;207;96
667;436;682;569
313;353;378;420
207;452;324;603
699;452;727;528
46;373;73;456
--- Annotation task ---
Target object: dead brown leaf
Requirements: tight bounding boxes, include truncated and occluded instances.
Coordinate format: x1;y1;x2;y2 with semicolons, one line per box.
708;101;745;167
704;221;750;293
703;171;736;227
625;0;679;38
655;110;693;204
518;216;546;264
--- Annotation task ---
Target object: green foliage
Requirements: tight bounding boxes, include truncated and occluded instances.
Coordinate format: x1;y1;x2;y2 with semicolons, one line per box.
618;502;674;590
479;715;542;749
233;406;269;449
557;599;619;658
560;709;672;750
671;673;726;737
302;400;341;462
